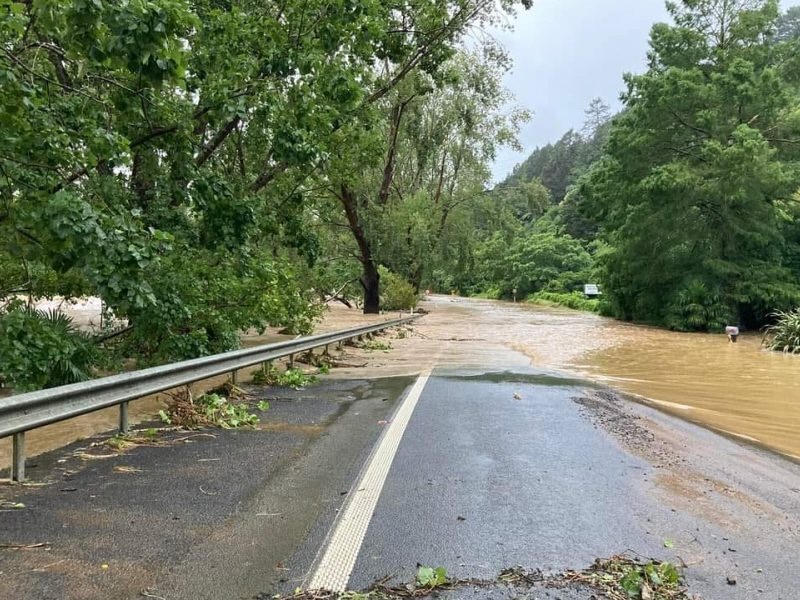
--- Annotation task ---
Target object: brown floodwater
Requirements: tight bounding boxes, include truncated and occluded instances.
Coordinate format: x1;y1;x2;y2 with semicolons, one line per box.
423;296;800;461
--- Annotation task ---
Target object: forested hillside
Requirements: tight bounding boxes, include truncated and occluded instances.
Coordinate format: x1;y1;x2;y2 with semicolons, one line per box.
463;0;800;333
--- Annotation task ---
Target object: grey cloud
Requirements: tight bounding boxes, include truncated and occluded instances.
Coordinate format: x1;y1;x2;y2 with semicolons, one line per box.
492;0;669;182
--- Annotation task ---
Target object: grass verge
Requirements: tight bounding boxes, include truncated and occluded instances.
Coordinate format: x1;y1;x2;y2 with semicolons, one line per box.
528;291;600;313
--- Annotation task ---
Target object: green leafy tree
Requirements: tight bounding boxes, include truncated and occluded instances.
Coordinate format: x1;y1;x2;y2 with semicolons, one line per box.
0;0;540;387
326;33;530;311
774;5;800;41
0;304;96;391
582;0;800;329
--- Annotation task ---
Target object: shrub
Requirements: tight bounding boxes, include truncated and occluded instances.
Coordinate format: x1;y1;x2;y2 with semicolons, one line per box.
379;267;418;311
472;287;503;300
528;291;599;312
764;309;800;353
0;304;96;391
664;280;729;332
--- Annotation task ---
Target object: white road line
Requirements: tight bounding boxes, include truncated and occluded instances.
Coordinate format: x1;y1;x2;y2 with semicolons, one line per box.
306;370;432;592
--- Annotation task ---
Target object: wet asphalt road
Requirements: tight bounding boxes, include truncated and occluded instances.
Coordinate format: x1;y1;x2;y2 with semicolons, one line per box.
0;377;412;600
347;372;661;585
2;367;800;599
302;368;800;600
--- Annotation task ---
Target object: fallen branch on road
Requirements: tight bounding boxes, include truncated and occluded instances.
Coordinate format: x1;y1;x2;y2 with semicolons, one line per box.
261;555;693;600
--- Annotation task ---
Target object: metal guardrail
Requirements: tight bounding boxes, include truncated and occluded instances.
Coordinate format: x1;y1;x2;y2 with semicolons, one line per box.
0;315;421;482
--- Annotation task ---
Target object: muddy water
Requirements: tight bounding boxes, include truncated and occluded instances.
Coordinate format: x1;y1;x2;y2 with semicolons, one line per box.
420;296;800;460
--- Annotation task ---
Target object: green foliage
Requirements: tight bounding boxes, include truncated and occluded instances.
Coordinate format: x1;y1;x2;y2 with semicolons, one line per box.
502;98;612;204
119;249;322;365
251;365;278;385
576;556;684;600
378;267;419;311
492;179;552;223
776;5;800;41
618;561;681;599
193;393;260;429
474;230;593;299
323;42;531;311
472;287;503;300
0;304;96;390
665;281;730;332
415;566;449;589
764;309;800;353
582;0;800;330
159;393;259;429
252;365;317;389
362;339;393;352
2;0;532;373
278;369;317;388
529;291;600;313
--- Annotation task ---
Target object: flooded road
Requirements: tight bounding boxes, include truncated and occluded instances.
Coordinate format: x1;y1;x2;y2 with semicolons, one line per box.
421;296;800;460
3;295;799;468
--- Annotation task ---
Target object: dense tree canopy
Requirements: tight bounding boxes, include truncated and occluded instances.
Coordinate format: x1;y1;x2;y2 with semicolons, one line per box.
4;0;800;389
461;1;800;334
0;0;532;388
582;0;800;330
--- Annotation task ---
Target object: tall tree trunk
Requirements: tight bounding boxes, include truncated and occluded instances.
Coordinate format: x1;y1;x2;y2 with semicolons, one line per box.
410;263;424;293
433;149;448;205
361;260;381;314
339;184;381;314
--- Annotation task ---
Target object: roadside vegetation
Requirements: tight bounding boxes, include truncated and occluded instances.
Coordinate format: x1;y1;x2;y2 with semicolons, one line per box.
528;291;600;313
454;1;800;340
0;0;532;390
763;309;800;353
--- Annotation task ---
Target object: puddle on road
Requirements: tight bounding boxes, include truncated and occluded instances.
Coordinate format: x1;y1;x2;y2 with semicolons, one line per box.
438;369;595;388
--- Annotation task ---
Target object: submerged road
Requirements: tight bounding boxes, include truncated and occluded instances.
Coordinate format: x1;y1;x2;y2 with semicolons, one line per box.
2;301;800;599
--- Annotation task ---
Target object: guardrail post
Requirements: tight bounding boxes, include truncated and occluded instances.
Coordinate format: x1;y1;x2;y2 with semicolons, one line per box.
231;370;238;385
11;432;25;482
119;401;129;434
289;354;295;369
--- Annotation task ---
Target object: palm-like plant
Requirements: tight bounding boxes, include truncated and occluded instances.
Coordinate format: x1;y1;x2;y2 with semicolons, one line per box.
764;309;800;354
0;305;95;390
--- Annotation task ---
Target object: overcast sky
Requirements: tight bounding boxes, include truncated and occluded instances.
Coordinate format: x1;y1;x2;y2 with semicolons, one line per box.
491;0;670;181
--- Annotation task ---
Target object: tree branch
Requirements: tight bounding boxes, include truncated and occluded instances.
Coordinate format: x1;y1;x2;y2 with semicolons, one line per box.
196;116;241;166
